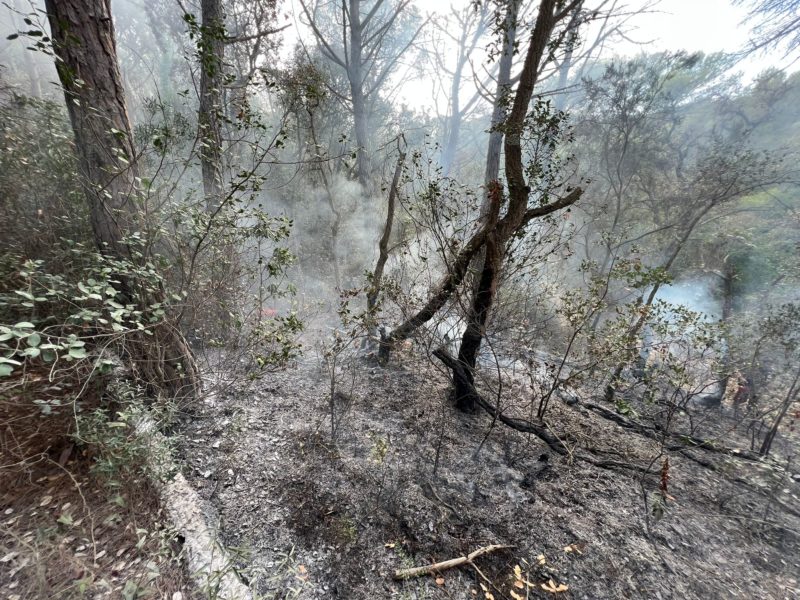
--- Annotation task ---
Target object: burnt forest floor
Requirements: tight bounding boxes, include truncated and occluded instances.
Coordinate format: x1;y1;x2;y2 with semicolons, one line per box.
174;349;800;600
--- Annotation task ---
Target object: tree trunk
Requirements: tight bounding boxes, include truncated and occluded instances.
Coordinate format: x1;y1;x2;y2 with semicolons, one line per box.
453;226;502;411
759;366;800;456
380;1;582;367
348;0;369;188
199;0;225;210
367;141;406;316
483;0;520;191
450;0;564;412
605;202;716;402
45;0;200;398
440;67;461;177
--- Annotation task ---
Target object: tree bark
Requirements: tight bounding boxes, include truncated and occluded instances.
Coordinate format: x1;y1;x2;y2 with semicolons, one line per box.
759;365;800;456
451;0;576;412
483;0;520;192
367;140;406;316
45;0;199;398
348;0;369;188
199;0;225;210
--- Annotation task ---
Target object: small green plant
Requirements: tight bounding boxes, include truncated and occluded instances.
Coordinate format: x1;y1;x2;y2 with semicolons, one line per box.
368;431;390;464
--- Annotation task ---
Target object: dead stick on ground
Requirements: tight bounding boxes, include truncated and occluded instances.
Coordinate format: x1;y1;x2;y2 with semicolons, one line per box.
393;544;515;580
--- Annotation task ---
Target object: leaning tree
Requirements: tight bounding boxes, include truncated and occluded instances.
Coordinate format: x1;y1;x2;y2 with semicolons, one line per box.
377;0;584;413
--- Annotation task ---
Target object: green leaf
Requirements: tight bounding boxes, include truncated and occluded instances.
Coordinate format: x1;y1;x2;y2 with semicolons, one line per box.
68;347;87;359
0;364;13;377
14;322;35;329
27;333;41;347
14;290;34;301
22;347;40;358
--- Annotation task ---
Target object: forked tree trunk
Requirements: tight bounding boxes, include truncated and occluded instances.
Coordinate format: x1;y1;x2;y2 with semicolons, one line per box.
377;0;583;367
449;0;575;412
453;0;520;406
45;0;200;398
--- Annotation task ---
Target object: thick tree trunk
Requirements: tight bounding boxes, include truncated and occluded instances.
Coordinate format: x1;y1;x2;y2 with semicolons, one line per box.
45;0;142;261
348;0;369;188
199;0;225;210
45;0;199;398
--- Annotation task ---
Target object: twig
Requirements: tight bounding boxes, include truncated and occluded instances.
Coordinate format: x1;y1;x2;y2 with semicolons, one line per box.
393;544;515;580
422;479;461;519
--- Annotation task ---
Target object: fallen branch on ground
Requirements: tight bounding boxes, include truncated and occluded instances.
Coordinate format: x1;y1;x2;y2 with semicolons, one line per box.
432;349;657;476
579;401;762;461
433;348;569;455
393;544;514;580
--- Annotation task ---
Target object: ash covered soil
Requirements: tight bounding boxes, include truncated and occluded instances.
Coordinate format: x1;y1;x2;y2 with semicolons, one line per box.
174;351;800;599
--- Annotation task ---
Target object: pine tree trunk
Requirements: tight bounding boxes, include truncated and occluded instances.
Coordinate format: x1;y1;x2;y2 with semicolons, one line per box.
45;0;200;398
199;0;225;210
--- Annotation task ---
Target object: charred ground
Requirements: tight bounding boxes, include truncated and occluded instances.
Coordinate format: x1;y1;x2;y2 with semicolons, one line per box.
175;352;800;599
